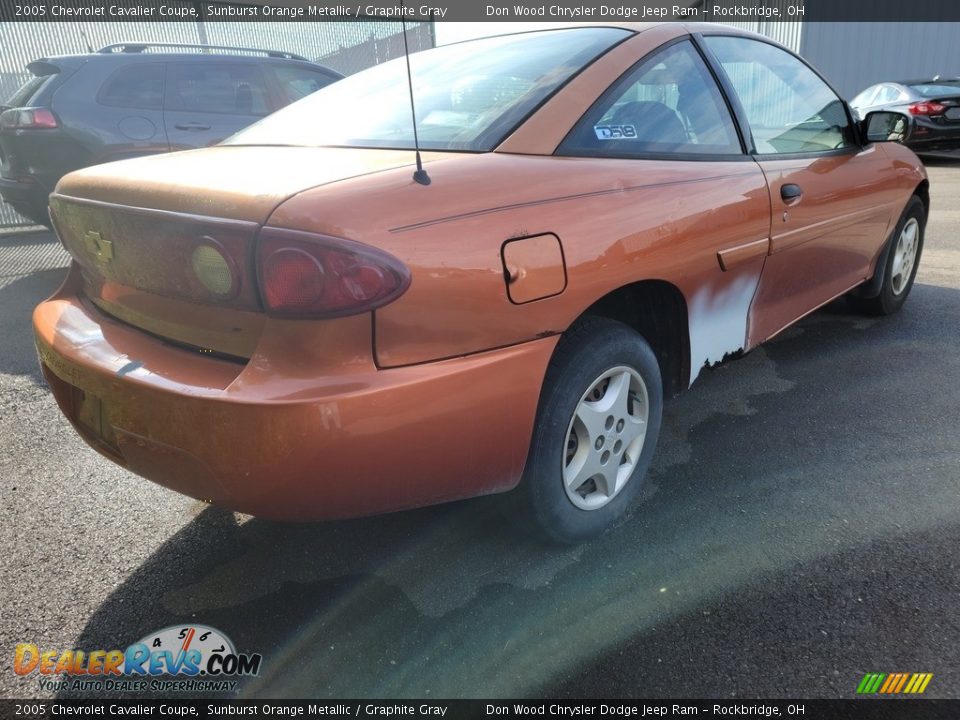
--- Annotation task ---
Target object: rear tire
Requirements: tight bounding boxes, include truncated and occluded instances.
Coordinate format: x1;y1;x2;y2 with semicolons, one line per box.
518;317;663;544
848;195;925;316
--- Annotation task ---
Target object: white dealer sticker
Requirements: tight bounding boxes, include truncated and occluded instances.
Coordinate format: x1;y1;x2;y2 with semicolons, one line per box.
594;124;638;140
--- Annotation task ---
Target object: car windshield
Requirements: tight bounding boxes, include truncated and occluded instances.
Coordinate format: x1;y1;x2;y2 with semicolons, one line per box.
225;28;630;152
908;81;960;97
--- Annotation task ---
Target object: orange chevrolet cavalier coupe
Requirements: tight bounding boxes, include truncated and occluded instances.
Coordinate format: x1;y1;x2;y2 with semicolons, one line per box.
35;24;927;542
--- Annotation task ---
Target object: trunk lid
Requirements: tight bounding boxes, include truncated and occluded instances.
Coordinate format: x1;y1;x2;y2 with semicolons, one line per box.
906;81;960;123
51;146;420;358
54;145;421;222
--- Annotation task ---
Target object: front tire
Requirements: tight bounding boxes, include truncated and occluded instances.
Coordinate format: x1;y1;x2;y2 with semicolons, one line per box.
519;317;663;544
849;195;925;316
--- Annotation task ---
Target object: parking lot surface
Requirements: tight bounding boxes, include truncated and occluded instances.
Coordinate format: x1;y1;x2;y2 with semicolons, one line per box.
2;162;959;699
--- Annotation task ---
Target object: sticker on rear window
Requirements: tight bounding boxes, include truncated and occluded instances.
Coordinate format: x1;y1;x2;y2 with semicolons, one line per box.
594;124;638;140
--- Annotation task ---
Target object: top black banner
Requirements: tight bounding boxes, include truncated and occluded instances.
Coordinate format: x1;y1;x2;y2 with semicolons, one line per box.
3;0;960;22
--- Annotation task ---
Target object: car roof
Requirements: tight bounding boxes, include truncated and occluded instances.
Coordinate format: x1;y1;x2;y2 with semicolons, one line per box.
32;45;340;76
898;78;960;85
433;22;776;54
34;23;768;79
51;54;328;63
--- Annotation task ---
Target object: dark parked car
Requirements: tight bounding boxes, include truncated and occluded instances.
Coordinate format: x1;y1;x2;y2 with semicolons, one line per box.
850;78;960;155
0;42;341;227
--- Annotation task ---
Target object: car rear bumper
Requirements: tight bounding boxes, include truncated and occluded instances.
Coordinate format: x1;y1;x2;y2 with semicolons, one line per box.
34;265;556;520
0;174;49;219
906;119;960;152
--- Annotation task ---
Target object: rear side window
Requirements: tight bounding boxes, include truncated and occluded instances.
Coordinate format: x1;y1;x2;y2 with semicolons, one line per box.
97;64;165;110
705;36;854;155
559;40;742;158
874;85;903;104
272;66;337;104
167;63;270;116
851;86;879;107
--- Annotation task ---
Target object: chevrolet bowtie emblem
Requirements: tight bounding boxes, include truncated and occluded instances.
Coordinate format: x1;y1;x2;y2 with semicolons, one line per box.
84;231;114;262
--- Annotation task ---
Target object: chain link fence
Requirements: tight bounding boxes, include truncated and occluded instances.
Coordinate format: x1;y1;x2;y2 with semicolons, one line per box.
0;9;433;228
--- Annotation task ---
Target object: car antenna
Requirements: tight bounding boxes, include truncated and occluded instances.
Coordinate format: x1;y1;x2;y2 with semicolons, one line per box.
79;30;94;54
400;10;431;186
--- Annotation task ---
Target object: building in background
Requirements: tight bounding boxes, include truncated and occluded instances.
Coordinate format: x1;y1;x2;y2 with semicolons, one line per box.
438;17;960;99
707;19;960;99
0;6;432;228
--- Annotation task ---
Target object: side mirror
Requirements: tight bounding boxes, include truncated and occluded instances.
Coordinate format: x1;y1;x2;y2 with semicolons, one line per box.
861;111;908;144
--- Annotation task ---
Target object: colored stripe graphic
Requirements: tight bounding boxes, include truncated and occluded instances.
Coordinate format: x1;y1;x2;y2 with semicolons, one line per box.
894;674;909;693
857;673;932;694
879;674;897;693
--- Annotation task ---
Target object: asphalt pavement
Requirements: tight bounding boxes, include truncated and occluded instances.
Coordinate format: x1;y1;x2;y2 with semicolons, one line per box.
1;162;959;700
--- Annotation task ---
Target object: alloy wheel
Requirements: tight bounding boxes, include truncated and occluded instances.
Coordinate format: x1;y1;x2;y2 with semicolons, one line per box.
891;217;920;296
563;366;649;511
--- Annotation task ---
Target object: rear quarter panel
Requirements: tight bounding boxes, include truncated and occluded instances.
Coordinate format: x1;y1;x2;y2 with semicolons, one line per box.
269;152;772;379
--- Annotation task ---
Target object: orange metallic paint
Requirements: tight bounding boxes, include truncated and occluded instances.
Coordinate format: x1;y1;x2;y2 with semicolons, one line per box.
501;233;567;304
36;266;556;519
33;23;927;520
748;144;922;344
717;238;770;272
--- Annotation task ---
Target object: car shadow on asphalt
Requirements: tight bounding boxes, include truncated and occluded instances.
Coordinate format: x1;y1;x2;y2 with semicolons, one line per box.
0;267;68;383
544;519;960;698
54;283;960;698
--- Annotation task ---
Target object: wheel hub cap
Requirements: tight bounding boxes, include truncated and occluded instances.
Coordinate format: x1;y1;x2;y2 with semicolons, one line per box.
891;217;919;296
563;366;649;511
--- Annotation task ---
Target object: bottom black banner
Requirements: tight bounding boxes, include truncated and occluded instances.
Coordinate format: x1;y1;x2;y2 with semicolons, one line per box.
1;700;958;720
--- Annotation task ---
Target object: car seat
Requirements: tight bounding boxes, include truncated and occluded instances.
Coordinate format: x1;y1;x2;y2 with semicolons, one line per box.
611;100;687;145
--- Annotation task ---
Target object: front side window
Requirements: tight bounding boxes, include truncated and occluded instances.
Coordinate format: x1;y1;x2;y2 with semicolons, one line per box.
226;28;630;152
167;63;270;116
559;40;741;158
705;36;854;155
97;64;165;110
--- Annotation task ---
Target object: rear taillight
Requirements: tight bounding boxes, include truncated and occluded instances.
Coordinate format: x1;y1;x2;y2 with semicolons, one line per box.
256;228;410;318
0;107;58;129
908;101;946;116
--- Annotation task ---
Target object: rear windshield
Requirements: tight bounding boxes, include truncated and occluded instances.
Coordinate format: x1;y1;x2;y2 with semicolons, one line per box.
908;81;960;98
225;28;630;152
5;73;54;107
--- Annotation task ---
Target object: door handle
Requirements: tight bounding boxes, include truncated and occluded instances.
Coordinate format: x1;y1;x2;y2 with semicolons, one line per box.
780;183;803;203
174;122;211;131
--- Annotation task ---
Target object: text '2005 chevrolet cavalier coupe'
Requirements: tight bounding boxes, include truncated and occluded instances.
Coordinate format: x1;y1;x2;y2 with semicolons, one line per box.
34;24;927;542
